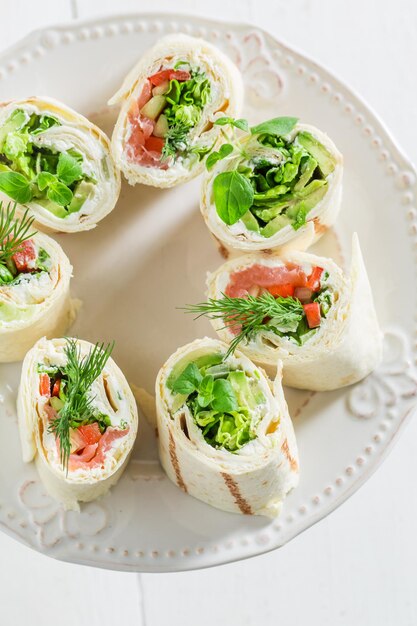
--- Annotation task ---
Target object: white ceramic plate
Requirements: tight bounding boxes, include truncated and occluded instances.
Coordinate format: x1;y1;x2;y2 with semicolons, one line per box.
0;13;416;573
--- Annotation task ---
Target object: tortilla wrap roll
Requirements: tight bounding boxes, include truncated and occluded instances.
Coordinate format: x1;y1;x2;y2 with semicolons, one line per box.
17;337;138;510
0;208;74;362
155;337;299;518
0;97;120;233
201;116;343;256
109;34;243;188
201;234;382;390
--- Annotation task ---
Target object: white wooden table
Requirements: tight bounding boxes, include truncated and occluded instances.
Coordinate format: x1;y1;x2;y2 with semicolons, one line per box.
1;2;417;624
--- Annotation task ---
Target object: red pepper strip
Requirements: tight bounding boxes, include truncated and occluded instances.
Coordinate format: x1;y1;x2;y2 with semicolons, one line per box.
306;266;323;291
52;379;61;397
303;302;321;328
267;283;295;298
39;373;51;397
149;69;191;86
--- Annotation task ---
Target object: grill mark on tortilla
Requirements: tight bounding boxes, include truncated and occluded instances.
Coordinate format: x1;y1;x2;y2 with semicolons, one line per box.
169;430;187;492
221;472;252;515
213;236;229;259
313;217;327;236
281;438;298;472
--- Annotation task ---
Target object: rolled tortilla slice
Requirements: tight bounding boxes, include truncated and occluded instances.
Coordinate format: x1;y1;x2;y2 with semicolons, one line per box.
201;120;343;256
0;97;120;233
155;337;299;517
0;230;74;362
205;234;382;390
17;337;138;510
109;34;243;188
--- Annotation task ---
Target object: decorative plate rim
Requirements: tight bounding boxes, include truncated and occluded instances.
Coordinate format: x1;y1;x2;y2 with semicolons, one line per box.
0;12;416;573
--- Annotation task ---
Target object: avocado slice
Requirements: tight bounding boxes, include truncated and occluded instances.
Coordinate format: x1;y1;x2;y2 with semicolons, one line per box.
240;209;260;233
67;181;95;214
287;181;328;217
36;198;68;219
296;132;335;177
166;353;223;390
0;109;28;146
253;198;292;222
293;155;318;191
261;214;292;237
228;370;257;410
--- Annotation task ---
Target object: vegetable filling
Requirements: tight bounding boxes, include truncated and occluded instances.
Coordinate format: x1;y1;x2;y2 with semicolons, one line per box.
38;339;128;472
125;62;212;168
0;108;97;218
185;262;334;355
167;353;265;452
206;117;337;238
0;204;52;320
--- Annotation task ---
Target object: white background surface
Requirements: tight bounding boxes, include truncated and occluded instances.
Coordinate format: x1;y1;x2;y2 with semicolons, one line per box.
1;1;417;625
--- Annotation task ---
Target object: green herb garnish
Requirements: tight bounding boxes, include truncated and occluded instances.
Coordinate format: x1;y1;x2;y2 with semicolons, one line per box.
0;109;93;217
48;338;114;472
184;292;304;358
0;202;36;267
170;356;264;452
206;116;336;237
160;69;211;162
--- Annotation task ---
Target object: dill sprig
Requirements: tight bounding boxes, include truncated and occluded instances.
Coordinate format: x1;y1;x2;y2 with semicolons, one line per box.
161;123;190;161
49;338;115;472
184;292;304;358
0;202;36;265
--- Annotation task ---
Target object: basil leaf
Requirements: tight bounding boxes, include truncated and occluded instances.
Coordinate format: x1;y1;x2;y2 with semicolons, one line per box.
197;375;215;408
251;116;298;137
213;171;254;225
206;143;233;171
214;116;234;126
57;152;83;186
37;171;56;191
0;172;32;203
172;362;202;395
47;181;73;207
233;118;249;132
211;379;238;412
214;117;249;132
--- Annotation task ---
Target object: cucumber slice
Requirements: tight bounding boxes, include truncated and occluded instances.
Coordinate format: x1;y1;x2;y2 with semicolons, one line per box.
152;81;169;96
140;95;167;120
153;114;169;138
50;396;64;412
